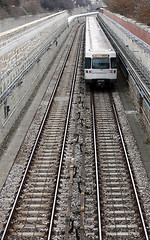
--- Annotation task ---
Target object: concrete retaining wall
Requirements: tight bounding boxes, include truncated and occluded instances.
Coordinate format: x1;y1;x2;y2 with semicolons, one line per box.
0;11;68;97
0;13;52;33
99;10;150;76
100;9;150;45
0;26;68;140
0;8;86;143
0;13;66;143
0;7;87;34
128;73;150;132
99;11;150;132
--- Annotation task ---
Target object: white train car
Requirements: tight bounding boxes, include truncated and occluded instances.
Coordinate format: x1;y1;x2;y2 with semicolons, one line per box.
85;16;117;85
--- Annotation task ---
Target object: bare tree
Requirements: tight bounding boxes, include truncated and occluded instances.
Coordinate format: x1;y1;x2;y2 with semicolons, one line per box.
40;0;55;10
134;0;150;25
104;0;150;25
104;0;135;17
0;0;20;7
40;0;73;11
75;0;90;7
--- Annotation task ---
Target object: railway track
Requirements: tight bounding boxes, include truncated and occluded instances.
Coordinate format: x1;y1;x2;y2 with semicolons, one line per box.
1;23;84;240
0;20;149;240
97;14;150;132
88;88;149;239
47;83;149;239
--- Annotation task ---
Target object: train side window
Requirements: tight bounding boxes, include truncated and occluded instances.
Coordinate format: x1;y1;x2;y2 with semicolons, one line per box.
85;58;91;69
111;58;117;68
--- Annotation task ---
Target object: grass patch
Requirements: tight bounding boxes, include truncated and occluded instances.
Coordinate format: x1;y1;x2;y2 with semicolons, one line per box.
144;137;150;145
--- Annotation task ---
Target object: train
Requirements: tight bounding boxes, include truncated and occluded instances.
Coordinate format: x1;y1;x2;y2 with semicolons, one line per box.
84;16;117;86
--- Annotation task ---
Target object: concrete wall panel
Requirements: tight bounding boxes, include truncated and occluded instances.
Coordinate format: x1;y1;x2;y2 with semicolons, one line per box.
0;10;83;144
101;9;150;45
99;11;150;75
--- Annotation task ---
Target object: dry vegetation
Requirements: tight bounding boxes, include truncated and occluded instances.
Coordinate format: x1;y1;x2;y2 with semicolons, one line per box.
0;0;90;19
1;0;149;26
104;0;150;25
0;0;45;18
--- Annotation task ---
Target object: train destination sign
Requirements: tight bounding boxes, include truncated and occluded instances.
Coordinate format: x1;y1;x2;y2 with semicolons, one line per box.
92;54;109;57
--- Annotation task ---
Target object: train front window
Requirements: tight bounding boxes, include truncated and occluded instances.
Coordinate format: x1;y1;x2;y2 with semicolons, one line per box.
92;57;109;69
111;58;117;68
85;58;91;69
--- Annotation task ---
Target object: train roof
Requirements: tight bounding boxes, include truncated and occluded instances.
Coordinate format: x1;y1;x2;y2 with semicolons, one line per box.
85;16;116;56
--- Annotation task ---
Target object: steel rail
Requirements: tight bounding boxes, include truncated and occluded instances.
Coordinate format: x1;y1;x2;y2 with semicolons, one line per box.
112;100;149;240
1;26;77;240
91;94;102;240
47;24;84;240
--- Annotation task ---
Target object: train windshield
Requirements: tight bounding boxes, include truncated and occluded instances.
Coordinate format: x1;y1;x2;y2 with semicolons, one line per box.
85;58;91;69
111;58;117;68
92;57;109;69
